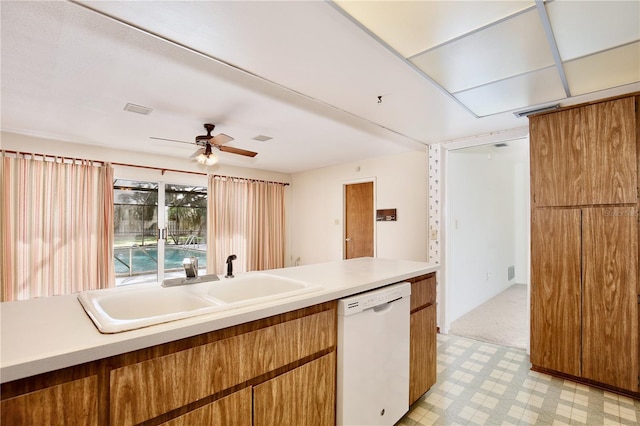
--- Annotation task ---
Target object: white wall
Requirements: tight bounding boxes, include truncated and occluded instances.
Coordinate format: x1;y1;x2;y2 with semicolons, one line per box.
447;141;528;323
289;149;429;265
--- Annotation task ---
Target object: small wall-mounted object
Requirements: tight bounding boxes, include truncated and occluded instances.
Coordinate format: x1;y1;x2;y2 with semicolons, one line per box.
376;208;397;221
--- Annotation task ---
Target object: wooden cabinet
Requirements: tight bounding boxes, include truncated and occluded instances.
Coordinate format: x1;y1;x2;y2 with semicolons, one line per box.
408;273;437;405
530;107;585;207
254;352;336;426
1;301;337;425
160;388;252;426
531;207;639;392
530;93;640;396
582;207;639;391
530;209;582;377
0;375;98;426
110;307;335;425
530;96;637;207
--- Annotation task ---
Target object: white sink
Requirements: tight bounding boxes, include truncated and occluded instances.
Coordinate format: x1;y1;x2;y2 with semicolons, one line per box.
78;285;221;334
78;273;323;334
201;273;322;305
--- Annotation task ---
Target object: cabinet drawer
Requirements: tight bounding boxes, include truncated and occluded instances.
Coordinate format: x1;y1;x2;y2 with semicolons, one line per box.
159;388;252;426
1;376;98;426
410;273;436;312
110;308;336;425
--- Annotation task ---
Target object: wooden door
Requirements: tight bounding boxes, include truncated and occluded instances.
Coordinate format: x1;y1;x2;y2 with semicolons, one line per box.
253;353;336;426
344;182;373;259
582;206;639;392
583;97;638;205
530;108;585;207
530;208;582;377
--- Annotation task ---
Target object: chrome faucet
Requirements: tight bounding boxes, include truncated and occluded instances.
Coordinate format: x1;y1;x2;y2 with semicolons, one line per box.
183;257;198;278
225;254;237;278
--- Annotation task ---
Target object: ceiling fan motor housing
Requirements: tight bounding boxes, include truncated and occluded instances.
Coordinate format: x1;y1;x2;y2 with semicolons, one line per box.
195;123;216;145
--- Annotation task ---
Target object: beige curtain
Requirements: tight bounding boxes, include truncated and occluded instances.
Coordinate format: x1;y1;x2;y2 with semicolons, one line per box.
0;153;114;301
207;176;286;275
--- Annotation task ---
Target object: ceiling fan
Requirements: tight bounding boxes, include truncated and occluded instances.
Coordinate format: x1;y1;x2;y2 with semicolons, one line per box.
151;123;258;165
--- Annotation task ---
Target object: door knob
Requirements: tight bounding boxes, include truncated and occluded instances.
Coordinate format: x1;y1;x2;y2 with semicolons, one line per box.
345;238;352;242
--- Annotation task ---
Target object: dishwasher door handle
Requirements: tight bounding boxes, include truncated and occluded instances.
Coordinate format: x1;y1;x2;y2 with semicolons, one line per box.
371;297;403;313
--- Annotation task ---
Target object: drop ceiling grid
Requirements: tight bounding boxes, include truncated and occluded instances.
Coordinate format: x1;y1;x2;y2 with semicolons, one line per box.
341;0;640;118
453;66;566;117
333;0;535;57
546;0;640;61
564;42;640;96
409;8;554;94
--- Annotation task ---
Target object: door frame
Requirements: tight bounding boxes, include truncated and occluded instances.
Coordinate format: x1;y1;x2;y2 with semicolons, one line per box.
440;129;531;353
342;177;377;260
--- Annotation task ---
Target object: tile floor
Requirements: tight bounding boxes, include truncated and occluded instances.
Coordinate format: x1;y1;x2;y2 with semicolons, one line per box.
398;334;640;425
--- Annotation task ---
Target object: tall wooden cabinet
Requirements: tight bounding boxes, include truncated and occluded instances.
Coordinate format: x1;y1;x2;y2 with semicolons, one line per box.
529;94;640;396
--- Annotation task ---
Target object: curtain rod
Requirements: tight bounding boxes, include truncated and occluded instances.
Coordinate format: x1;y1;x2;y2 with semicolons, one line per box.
212;174;290;186
2;150;103;165
3;151;290;185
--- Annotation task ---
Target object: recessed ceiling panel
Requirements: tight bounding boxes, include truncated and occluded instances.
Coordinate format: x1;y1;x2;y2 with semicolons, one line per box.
334;0;534;57
410;9;553;93
564;42;640;96
546;0;640;61
453;67;566;117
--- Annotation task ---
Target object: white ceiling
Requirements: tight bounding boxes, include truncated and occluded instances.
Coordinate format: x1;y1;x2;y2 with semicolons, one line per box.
1;1;639;174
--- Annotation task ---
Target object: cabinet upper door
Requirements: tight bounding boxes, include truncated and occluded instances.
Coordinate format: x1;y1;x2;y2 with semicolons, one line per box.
583;97;637;205
582;206;639;392
530;96;637;207
530;208;582;377
530;108;585;207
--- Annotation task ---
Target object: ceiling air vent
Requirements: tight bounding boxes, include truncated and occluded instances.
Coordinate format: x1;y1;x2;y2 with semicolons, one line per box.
124;103;153;115
252;135;273;142
513;104;559;118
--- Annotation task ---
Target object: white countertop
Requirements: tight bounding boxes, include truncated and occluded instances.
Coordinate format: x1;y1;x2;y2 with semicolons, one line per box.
0;257;438;383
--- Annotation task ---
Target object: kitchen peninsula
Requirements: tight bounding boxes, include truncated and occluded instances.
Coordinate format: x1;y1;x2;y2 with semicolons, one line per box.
1;257;438;425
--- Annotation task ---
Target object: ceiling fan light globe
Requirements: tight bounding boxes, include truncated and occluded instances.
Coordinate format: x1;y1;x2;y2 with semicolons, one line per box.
196;152;218;166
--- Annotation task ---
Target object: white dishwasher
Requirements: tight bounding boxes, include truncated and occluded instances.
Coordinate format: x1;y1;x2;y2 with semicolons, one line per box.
337;282;411;426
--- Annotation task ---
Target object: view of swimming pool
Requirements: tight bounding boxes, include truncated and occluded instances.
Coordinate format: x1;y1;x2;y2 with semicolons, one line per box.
114;246;207;275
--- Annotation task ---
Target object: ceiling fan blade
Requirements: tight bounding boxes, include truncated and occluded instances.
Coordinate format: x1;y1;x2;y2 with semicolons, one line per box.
210;133;234;146
218;146;258;158
189;148;205;159
150;136;193;145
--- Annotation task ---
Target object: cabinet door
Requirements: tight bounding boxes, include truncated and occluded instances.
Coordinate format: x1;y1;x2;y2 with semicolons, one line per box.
530;209;582;377
253;353;336;426
530;108;585;207
111;308;336;425
409;304;436;405
0;376;98;426
582;207;639;392
160;388;251;426
583;97;637;205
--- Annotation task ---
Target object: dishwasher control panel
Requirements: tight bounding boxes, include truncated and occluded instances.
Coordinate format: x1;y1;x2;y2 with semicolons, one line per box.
338;282;411;316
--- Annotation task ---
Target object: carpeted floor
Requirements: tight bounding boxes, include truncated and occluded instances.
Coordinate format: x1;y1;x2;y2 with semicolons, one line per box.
449;284;528;350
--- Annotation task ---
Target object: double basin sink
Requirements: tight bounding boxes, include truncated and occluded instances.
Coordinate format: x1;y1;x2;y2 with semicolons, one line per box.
78;273;323;333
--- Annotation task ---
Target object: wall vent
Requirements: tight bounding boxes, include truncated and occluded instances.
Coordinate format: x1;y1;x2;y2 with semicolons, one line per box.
508;265;515;281
513;104;559;118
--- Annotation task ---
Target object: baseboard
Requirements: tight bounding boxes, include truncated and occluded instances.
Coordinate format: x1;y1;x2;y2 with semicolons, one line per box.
531;365;640;400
